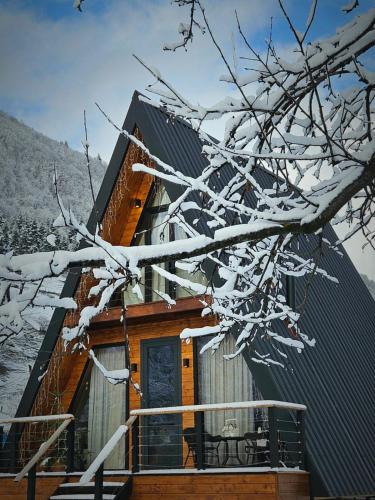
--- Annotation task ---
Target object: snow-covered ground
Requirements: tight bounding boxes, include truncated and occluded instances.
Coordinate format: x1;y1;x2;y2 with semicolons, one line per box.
0;325;45;422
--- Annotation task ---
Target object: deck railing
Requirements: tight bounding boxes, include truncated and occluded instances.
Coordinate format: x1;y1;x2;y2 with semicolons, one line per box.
0;414;74;499
0;401;307;500
77;399;306;497
129;400;307;472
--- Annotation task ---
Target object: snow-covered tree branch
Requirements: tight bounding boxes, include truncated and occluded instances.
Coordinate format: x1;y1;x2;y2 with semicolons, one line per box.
1;1;374;365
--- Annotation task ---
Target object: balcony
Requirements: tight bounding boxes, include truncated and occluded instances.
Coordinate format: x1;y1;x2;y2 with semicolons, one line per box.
0;401;309;499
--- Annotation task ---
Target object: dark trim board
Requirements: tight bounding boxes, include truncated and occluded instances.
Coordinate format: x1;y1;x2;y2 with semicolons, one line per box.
4;267;83;468
14;268;81;419
11;91;375;497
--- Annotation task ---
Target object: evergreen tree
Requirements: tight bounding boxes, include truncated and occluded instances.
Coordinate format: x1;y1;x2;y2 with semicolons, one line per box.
10;221;20;254
28;219;40;253
0;216;10;253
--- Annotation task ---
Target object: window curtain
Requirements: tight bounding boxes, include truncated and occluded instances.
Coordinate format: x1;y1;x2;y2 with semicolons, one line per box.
88;346;127;469
198;335;254;464
173;223;207;299
151;211;167;301
123;233;145;306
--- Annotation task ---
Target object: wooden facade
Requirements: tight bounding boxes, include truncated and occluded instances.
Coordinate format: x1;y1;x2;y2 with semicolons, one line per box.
56;296;209;417
58;297;212;473
131;472;310;499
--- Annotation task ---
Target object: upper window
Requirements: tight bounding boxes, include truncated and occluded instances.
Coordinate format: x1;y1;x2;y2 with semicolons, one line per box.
118;181;206;306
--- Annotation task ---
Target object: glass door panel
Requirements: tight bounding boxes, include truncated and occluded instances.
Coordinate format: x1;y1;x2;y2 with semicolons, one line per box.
141;337;182;468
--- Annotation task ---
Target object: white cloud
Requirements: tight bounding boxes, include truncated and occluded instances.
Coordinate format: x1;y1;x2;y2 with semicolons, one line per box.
0;0;276;161
1;0;374;281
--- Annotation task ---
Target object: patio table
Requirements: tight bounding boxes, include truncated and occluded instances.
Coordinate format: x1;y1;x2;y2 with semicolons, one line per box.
221;436;245;466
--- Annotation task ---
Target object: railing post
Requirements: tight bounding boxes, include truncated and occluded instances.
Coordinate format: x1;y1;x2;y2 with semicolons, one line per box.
195;410;205;470
268;407;279;468
297;410;306;470
132;417;139;473
66;420;75;472
0;426;3;472
10;423;18;473
94;463;104;500
27;464;36;500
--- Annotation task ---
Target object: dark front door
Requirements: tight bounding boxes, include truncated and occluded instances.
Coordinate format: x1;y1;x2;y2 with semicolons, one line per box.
141;336;182;468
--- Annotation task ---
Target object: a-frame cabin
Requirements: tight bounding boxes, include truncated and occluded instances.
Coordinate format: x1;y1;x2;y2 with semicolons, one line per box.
1;92;374;500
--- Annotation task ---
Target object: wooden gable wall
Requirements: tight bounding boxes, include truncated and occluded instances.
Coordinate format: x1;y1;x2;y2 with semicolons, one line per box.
18;126;211;469
18;129;154;462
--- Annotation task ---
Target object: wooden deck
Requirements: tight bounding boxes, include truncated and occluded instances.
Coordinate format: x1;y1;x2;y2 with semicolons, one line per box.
131;471;309;500
0;470;309;500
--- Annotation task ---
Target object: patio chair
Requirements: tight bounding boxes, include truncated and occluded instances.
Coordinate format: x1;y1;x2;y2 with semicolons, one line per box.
183;427;197;467
204;431;222;466
182;428;222;467
244;430;269;466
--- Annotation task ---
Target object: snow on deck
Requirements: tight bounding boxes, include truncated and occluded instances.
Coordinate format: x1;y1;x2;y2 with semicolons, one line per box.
135;466;304;475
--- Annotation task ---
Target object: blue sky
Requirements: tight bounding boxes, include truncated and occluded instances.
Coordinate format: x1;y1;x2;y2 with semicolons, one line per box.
0;0;374;278
1;0;372;156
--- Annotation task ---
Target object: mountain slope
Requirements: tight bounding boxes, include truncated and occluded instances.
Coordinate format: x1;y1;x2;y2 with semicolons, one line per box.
0;110;105;222
0;111;106;421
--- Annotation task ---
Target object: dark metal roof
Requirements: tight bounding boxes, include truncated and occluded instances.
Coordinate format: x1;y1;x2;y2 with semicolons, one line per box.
136;95;375;497
15;92;375;496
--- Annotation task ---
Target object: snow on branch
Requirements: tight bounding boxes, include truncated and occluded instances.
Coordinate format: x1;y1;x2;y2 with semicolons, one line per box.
89;349;129;385
1;2;375;364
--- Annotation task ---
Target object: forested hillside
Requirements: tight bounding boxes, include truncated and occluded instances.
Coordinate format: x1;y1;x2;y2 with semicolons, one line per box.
0;110;105;420
0;110;104;221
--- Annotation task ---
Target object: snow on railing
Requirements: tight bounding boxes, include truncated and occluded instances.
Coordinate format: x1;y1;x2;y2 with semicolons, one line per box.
0;414;74;425
130;400;307;416
79;400;307;484
78;400;307;482
79;415;137;485
8;414;74;482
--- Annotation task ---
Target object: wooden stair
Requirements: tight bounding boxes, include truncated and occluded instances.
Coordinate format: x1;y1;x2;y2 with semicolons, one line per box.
49;478;132;500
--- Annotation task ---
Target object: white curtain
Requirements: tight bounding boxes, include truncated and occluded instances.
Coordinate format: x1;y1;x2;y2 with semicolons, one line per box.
199;335;254;464
151;211;167;301
123;234;145;305
173;223;207;299
88;346;127;469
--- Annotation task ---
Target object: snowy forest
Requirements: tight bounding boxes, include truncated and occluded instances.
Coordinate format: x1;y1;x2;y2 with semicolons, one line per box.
0;111;104;420
0;215;73;255
0;109;105;253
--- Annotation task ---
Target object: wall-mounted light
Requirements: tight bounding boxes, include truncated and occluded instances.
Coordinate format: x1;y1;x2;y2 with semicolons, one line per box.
130;363;138;373
134;199;142;208
183;358;190;368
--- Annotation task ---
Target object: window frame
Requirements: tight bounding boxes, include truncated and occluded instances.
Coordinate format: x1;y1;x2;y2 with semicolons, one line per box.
132;185;176;303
